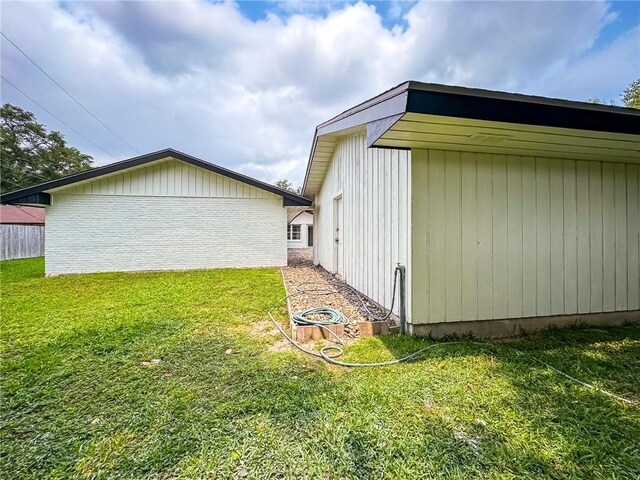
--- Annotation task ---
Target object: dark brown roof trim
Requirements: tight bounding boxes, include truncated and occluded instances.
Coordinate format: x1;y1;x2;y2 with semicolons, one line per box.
303;81;640;194
1;148;312;207
406;84;640;136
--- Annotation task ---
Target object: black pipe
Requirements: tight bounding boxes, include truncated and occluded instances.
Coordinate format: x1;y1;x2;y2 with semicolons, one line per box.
395;263;406;335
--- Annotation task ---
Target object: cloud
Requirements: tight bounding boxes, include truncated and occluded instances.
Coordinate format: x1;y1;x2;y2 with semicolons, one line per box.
0;1;636;187
530;25;640;102
399;1;615;90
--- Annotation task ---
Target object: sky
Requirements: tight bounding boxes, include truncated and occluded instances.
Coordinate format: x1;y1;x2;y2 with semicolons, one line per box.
1;1;639;187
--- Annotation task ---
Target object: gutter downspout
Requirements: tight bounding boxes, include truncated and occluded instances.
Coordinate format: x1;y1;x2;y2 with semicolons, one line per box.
396;263;407;335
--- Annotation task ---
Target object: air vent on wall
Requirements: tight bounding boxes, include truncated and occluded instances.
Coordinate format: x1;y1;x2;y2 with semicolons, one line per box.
466;133;512;144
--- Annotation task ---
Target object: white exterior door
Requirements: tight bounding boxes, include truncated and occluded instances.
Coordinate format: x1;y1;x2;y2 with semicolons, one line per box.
334;195;343;275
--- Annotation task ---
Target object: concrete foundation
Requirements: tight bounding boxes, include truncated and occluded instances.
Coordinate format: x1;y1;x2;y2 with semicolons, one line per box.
408;310;640;338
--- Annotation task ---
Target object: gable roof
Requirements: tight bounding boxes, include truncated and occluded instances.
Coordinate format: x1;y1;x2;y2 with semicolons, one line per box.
0;205;45;225
303;81;640;197
1;148;311;207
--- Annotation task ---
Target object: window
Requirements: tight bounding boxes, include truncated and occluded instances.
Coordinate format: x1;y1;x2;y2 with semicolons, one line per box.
287;224;301;240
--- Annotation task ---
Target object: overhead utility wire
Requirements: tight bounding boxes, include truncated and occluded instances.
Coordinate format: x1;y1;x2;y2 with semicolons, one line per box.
1;32;139;154
1;75;118;160
2;178;26;190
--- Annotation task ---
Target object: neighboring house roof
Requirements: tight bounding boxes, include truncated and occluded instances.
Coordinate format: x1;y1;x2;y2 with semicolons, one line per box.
303;81;640;197
0;148;312;207
0;205;45;225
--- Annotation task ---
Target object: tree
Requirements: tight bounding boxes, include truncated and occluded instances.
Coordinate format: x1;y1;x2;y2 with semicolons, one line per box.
621;78;640;109
1;104;93;193
587;98;615;106
274;178;302;194
587;78;640;109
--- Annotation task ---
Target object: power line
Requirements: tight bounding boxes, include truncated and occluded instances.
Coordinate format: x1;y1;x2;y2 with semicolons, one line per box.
1;75;119;160
21;170;54;182
1;32;140;154
1;178;25;190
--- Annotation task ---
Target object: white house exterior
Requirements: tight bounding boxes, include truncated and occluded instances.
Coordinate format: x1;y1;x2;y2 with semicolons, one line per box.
303;82;640;337
313;136;412;320
287;210;313;249
1;149;311;276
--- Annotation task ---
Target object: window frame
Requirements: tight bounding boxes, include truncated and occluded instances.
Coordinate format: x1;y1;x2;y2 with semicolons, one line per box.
287;224;301;240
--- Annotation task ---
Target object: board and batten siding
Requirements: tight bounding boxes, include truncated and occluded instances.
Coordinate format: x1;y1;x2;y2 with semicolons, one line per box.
411;149;640;325
314;134;412;320
61;159;280;200
45;159;287;275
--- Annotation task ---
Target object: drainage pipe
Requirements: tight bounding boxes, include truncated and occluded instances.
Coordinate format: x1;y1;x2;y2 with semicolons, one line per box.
396;263;406;335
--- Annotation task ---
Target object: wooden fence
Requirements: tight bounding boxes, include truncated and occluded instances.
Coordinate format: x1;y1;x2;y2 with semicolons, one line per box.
1;224;45;261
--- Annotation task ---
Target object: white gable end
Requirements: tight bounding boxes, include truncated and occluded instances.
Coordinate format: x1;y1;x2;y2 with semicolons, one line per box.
58;158;280;200
291;212;313;225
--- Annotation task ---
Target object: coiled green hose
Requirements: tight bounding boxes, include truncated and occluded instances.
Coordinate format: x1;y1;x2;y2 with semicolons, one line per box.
267;272;635;403
291;307;349;327
290;307;349;344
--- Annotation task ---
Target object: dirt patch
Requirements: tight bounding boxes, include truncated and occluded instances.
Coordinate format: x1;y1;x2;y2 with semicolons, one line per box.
248;319;281;336
267;338;293;353
281;248;394;339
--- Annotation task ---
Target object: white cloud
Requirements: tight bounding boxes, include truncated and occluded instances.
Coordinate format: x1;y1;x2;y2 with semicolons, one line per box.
529;25;640;102
1;1;636;187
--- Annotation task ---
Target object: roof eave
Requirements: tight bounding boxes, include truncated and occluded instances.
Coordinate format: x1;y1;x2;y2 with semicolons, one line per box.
302;85;410;197
0;148;312;207
302;82;640;197
405;87;640;135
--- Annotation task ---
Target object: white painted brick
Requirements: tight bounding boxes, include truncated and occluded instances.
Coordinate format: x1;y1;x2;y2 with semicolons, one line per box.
45;194;287;275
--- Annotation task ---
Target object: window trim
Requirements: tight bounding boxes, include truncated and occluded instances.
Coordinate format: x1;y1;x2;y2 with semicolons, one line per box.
287;224;301;240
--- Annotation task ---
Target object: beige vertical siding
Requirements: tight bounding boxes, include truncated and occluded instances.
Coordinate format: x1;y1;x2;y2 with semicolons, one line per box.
411;149;640;324
314;134;412;319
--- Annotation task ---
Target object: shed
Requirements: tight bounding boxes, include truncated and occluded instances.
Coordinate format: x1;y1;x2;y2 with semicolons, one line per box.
0;205;45;261
303;82;640;337
0;149;311;275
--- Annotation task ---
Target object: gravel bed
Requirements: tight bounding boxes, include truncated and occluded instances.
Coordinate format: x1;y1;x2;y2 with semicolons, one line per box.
282;248;393;339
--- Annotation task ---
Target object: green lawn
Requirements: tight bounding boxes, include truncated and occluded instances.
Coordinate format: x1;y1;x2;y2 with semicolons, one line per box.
1;257;639;479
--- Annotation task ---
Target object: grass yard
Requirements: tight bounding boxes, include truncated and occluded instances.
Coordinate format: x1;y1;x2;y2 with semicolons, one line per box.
1;258;639;479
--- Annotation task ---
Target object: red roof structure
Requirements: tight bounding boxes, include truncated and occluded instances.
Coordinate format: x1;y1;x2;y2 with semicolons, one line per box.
0;205;45;225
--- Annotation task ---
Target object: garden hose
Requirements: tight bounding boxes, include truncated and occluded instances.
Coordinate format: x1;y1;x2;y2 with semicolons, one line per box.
269;309;470;367
292;307;349;327
290;307;349;344
269;310;635;403
271;272;477;367
292;265;399;322
267;271;636;404
281;269;401;345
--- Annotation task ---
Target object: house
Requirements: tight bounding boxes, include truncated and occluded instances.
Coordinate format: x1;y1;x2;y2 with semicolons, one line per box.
287;209;313;248
0;149;311;275
0;205;45;225
303;81;640;337
0;205;45;261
